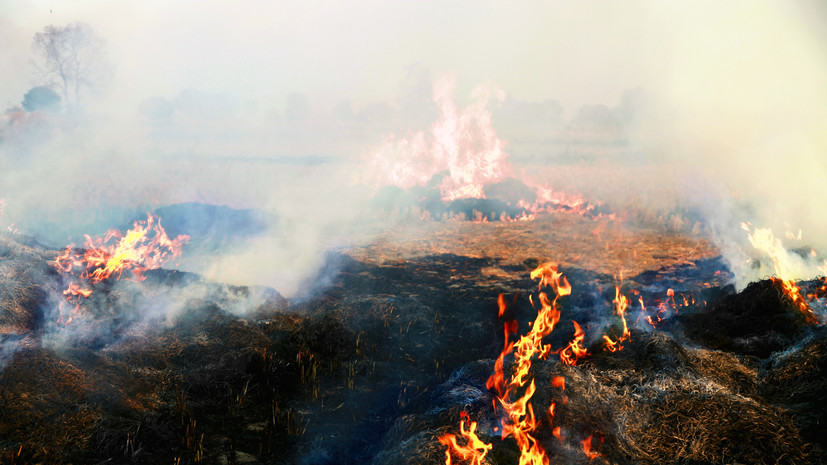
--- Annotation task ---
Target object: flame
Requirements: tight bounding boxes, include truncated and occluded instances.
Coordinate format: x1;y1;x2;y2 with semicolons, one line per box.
362;77;611;222
641;288;683;328
742;223;818;323
559;320;589;365
56;214;189;284
580;435;602;461
602;286;631;352
515;184;608;219
0;198;5;216
364;75;509;202
64;283;93;299
53;214;189;323
529;262;571;294
449;263;605;463
438;411;492;465
551;376;565;390
482;263;577;465
498;293;507;318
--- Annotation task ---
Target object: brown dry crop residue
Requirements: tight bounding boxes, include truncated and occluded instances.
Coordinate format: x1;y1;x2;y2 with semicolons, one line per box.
345;212;718;277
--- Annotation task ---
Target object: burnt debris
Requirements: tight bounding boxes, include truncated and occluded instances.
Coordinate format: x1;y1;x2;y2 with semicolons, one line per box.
0;229;825;464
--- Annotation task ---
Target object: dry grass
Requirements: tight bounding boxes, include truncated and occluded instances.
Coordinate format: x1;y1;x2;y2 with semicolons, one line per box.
345;212;717;280
0;234;53;334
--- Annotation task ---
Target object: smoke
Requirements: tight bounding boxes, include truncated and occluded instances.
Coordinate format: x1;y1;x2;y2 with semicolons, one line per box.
620;3;827;286
1;1;826;306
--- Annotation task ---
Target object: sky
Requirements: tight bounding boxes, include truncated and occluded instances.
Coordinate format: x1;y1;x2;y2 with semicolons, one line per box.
1;1;822;116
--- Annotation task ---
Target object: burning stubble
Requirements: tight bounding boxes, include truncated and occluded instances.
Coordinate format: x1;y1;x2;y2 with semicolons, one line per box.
1;2;827;463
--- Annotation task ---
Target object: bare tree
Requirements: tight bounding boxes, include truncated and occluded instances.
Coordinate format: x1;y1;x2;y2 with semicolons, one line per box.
31;22;110;107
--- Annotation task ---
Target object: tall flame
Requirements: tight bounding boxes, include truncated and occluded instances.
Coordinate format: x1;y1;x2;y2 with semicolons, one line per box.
364;75;509;202
483;262;578;465
602;285;631;352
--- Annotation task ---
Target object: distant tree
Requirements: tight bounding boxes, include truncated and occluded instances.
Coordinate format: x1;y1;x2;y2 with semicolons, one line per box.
21;86;61;112
31;22;110;107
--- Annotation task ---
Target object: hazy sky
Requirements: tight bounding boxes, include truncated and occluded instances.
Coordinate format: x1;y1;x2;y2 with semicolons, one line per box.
2;0;827;291
2;1;823;115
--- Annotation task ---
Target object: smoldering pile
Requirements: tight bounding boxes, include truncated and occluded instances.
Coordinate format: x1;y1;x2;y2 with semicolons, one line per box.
370;176;610;222
0;225;825;465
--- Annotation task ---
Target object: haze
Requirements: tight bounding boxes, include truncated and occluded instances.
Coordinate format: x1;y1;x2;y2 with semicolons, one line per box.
1;0;826;292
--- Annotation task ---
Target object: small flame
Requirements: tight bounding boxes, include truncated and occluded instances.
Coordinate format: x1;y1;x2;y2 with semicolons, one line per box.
438;411;492;465
602;285;631;352
559;320;589;365
64;283;93;299
580;435;603;461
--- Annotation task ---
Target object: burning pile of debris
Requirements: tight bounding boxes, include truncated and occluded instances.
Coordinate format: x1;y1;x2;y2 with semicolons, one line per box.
0;210;825;464
370;176;611;223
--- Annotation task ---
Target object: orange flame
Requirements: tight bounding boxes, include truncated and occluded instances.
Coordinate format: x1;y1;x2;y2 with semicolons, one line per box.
559;320;589;365
551;376;565;390
482;263;577;465
580;435;603;461
438;411;492;465
529;262;571;295
743;223;818;324
53;214;189;324
602;286;631;352
63;283;93;299
55;214;188;284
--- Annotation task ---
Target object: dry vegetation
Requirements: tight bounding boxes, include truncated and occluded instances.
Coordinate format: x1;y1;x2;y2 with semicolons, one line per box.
0;213;823;464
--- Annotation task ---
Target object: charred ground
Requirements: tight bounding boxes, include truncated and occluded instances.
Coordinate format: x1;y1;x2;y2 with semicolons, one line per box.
0;213;825;464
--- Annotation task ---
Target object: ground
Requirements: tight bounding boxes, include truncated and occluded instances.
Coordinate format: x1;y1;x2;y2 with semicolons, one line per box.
0;212;824;465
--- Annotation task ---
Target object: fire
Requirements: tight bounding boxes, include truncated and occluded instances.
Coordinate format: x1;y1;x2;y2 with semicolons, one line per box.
437;411;492;465
529;262;571;294
0;198;5;216
742;223;818;324
483;263;578;465
559;320;589;365
64;283;93;299
364;75;509;202
516;185;608;220
53;214;189;323
580;435;602;461
56;214;188;284
362;76;608;222
602;286;631;352
444;263;610;462
640;288;688;328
